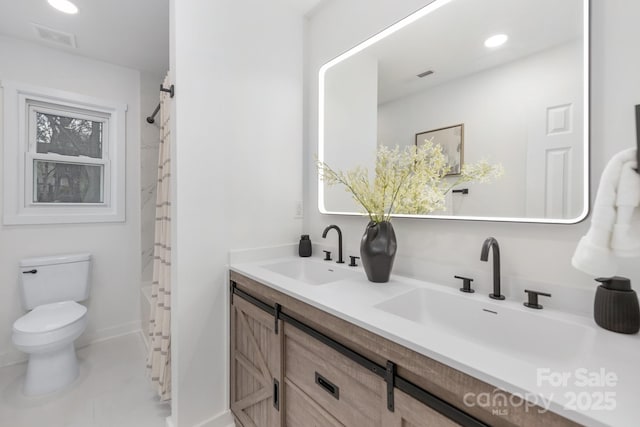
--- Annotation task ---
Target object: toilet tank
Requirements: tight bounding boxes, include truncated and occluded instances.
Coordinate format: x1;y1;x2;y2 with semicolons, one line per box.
19;253;92;310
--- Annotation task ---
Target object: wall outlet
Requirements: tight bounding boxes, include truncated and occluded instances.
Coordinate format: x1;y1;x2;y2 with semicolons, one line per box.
295;200;304;218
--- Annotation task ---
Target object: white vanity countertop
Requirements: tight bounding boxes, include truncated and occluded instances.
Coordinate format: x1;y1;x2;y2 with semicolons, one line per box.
229;248;640;427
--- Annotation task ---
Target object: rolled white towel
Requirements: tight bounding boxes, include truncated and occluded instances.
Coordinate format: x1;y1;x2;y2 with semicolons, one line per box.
572;234;617;277
611;162;640;257
572;147;639;276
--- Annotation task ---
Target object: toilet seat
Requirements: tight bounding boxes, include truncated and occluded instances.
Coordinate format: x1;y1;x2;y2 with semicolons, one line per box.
12;301;88;352
13;301;86;334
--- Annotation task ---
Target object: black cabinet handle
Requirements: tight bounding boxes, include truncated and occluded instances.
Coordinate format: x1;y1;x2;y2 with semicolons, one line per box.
273;378;279;410
315;372;339;400
22;269;37;274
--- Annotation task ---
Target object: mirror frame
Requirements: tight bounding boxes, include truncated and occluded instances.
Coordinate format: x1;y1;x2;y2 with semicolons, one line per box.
318;0;590;224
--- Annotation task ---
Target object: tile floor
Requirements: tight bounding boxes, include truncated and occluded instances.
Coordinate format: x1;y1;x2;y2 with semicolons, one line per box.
0;332;170;427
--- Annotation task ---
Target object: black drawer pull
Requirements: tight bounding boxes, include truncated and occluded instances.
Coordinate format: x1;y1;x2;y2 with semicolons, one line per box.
22;269;37;274
315;372;339;400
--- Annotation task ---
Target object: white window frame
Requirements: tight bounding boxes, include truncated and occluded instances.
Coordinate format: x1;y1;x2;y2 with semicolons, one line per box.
2;81;127;224
27;102;110;207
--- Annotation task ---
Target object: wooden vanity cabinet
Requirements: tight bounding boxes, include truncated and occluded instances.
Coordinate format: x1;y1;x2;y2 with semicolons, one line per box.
230;271;579;427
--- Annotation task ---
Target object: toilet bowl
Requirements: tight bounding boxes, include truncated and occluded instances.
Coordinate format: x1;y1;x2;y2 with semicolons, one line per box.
12;301;88;395
12;253;92;396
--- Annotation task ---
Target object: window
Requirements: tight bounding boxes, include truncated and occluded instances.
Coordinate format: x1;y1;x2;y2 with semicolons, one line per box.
30;103;107;204
2;81;127;224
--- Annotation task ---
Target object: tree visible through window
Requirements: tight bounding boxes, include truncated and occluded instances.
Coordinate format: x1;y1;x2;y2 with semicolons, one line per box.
35;161;102;203
36;112;103;157
29;106;107;204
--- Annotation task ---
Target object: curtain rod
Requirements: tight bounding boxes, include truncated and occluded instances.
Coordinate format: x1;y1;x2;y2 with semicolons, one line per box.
146;103;160;124
146;84;175;125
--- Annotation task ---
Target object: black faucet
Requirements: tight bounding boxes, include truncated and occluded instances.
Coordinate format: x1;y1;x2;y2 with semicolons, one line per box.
480;237;505;300
322;225;344;264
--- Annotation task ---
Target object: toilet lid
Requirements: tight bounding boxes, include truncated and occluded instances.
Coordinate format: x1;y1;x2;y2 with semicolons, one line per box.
13;301;87;333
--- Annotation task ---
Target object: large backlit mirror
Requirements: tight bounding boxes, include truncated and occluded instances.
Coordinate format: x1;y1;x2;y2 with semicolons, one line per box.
318;0;589;223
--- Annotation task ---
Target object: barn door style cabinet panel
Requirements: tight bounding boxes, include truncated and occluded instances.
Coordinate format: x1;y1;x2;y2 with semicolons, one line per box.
230;294;283;427
229;271;578;427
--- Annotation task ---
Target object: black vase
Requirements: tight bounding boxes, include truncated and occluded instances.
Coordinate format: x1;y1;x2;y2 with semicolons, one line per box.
360;221;397;283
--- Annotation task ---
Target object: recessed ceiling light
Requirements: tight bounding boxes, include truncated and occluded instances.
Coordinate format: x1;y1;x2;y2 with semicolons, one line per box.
47;0;79;15
484;34;508;48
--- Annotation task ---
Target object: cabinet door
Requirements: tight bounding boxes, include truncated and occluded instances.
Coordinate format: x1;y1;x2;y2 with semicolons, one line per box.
230;296;282;427
382;389;461;427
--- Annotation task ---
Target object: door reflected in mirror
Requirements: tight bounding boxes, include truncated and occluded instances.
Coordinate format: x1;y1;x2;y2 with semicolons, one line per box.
318;0;589;223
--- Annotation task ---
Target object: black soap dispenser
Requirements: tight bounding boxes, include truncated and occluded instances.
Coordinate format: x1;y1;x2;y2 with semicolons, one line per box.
298;235;312;257
594;276;640;334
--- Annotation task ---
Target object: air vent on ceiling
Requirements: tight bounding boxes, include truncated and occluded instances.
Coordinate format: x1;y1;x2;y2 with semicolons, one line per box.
417;70;434;78
32;23;77;48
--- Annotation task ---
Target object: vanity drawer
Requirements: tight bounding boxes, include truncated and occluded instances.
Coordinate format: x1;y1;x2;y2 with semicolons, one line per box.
285;379;343;427
284;325;384;427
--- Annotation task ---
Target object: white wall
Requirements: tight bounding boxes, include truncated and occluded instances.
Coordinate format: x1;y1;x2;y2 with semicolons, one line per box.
323;54;378;212
0;36;142;366
305;0;640;316
170;0;303;425
377;41;582;218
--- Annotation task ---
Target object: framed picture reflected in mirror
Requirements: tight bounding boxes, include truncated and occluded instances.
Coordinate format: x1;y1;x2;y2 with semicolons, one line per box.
415;124;464;176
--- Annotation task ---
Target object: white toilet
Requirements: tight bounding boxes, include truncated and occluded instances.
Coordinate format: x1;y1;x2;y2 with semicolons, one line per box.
12;253;91;395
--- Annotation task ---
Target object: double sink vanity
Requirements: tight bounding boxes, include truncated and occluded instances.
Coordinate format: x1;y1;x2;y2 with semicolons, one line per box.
228;245;640;427
227;0;637;425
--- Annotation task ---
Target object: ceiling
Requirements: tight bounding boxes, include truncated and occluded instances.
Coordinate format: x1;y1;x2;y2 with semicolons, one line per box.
0;0;169;75
0;0;328;75
353;0;584;104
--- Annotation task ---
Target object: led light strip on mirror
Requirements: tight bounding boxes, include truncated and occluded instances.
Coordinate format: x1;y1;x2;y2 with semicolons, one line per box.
317;0;590;224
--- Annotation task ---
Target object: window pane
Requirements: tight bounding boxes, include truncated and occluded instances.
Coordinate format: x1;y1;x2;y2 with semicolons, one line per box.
36;112;103;158
34;161;103;203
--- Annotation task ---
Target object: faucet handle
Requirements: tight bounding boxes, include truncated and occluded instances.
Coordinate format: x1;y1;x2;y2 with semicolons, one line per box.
524;289;551;309
454;275;474;293
323;250;332;261
349;256;360;267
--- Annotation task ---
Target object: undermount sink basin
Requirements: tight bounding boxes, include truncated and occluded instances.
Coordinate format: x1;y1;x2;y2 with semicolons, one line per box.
261;259;359;285
375;288;594;363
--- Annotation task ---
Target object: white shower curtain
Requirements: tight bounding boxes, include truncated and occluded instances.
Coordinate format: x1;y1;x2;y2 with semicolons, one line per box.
146;74;172;401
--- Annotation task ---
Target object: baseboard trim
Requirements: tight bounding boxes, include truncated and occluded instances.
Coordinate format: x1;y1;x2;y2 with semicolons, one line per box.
164;409;233;427
78;320;142;348
193;409;235;427
0;320;142;368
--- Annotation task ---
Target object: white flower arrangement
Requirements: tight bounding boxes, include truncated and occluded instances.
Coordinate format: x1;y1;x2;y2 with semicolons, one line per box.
318;140;504;224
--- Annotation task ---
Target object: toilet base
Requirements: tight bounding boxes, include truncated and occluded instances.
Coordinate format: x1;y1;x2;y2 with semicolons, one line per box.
24;343;79;395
